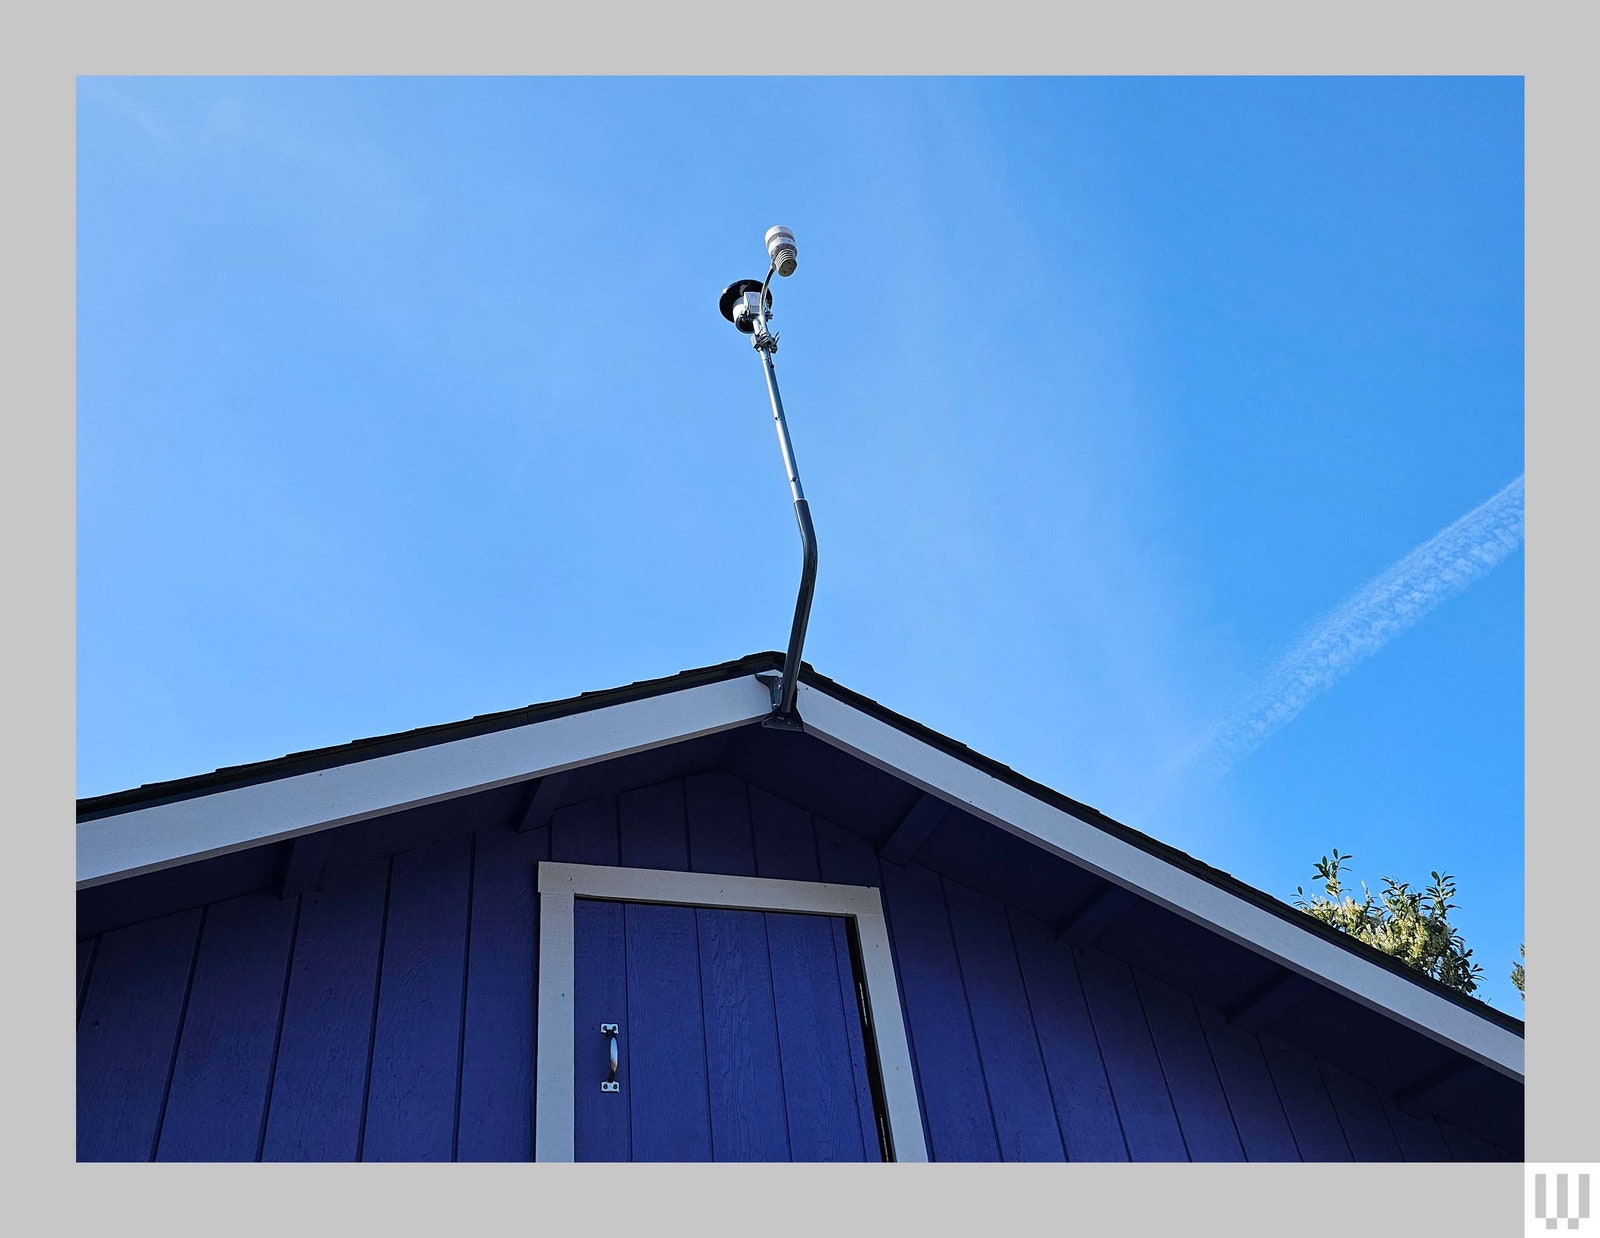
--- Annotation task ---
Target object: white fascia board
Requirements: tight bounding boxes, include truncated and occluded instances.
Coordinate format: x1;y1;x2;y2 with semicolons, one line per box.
793;681;1525;1082
77;668;1521;1081
77;675;772;889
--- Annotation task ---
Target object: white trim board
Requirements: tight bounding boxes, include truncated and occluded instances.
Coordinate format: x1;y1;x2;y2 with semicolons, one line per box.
77;675;773;889
533;861;927;1163
790;680;1525;1083
77;666;1522;1084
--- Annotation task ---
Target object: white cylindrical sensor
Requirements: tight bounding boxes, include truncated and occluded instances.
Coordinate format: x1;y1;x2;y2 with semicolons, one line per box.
765;224;798;277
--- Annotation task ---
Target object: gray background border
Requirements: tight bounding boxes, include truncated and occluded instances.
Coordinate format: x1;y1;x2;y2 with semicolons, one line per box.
26;3;1587;1231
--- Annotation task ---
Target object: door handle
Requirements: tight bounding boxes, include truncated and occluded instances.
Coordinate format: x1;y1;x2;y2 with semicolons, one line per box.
601;1023;619;1092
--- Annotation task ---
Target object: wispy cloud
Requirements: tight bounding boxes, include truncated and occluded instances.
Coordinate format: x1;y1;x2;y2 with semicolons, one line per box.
1175;475;1524;782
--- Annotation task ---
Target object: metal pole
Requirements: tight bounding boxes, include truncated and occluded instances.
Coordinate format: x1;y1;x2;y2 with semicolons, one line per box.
757;344;816;723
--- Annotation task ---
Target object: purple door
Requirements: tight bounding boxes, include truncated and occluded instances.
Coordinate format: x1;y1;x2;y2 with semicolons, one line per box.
573;898;884;1161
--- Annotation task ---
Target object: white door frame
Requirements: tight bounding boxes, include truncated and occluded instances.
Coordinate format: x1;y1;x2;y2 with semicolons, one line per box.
533;860;929;1162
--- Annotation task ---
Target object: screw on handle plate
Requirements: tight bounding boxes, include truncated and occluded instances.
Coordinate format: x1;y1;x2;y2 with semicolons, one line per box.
601;1024;619;1093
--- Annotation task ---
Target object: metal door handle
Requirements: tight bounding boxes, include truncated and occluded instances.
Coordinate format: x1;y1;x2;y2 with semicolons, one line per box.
601;1024;619;1092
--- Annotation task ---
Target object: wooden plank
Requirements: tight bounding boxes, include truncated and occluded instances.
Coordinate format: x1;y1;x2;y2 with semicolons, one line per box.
1259;1033;1352;1161
1134;970;1245;1161
77;938;96;1022
551;795;619;867
156;893;299;1160
766;909;871;1161
457;824;547;1161
616;777;717;1158
516;770;572;833
878;794;949;866
620;780;689;871
623;902;712;1161
1381;1094;1454;1162
1318;1060;1403;1161
277;832;334;899
750;785;820;881
943;880;1065;1162
260;857;388;1161
1074;946;1188;1160
77;908;202;1161
1194;1000;1300;1161
1055;884;1138;949
697;906;791;1161
685;771;758;877
362;834;472;1161
573;897;630;1161
1007;908;1127;1161
875;859;997;1162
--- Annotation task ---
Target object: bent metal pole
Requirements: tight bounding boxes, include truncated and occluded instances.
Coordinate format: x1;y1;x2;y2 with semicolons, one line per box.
754;329;817;724
718;225;813;727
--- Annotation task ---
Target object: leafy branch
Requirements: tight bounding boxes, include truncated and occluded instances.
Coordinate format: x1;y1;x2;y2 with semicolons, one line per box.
1293;849;1485;996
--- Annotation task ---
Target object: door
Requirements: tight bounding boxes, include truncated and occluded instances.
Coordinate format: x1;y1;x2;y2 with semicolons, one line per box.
572;897;884;1161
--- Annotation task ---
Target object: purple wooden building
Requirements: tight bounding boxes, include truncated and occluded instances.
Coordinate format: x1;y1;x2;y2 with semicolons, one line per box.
76;652;1523;1162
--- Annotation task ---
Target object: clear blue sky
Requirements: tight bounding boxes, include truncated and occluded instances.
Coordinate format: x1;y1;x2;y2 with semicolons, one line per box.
77;76;1524;1008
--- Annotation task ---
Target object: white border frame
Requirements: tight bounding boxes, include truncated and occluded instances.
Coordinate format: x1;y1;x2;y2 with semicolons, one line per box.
533;860;928;1163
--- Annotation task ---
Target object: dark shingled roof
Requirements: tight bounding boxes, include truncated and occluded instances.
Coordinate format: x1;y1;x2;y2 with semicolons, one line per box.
77;651;1524;1038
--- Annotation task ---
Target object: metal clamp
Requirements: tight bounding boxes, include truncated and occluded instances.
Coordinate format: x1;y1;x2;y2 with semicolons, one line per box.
601;1024;619;1092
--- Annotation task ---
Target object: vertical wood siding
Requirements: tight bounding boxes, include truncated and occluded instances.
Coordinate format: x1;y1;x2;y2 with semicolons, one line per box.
613;782;716;1159
943;881;1065;1162
1006;908;1129;1161
697;907;790;1160
1074;945;1190;1160
687;777;791;1160
1133;970;1245;1162
571;897;631;1159
457;823;548;1160
361;834;472;1161
1193;1002;1300;1160
76;769;1514;1161
155;893;298;1161
78;909;203;1161
877;858;999;1160
260;857;388;1160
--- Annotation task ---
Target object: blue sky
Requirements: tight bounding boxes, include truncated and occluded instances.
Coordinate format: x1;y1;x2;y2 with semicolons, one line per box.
77;76;1524;1008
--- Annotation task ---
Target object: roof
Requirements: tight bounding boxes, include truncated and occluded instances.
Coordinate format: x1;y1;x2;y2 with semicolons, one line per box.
77;651;1523;1076
78;652;789;820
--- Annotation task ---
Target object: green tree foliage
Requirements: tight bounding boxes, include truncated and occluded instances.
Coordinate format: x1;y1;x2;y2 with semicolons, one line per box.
1511;943;1524;1001
1293;849;1484;996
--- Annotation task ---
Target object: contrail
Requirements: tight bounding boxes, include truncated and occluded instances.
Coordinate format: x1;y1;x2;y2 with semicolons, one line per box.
1179;474;1524;780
